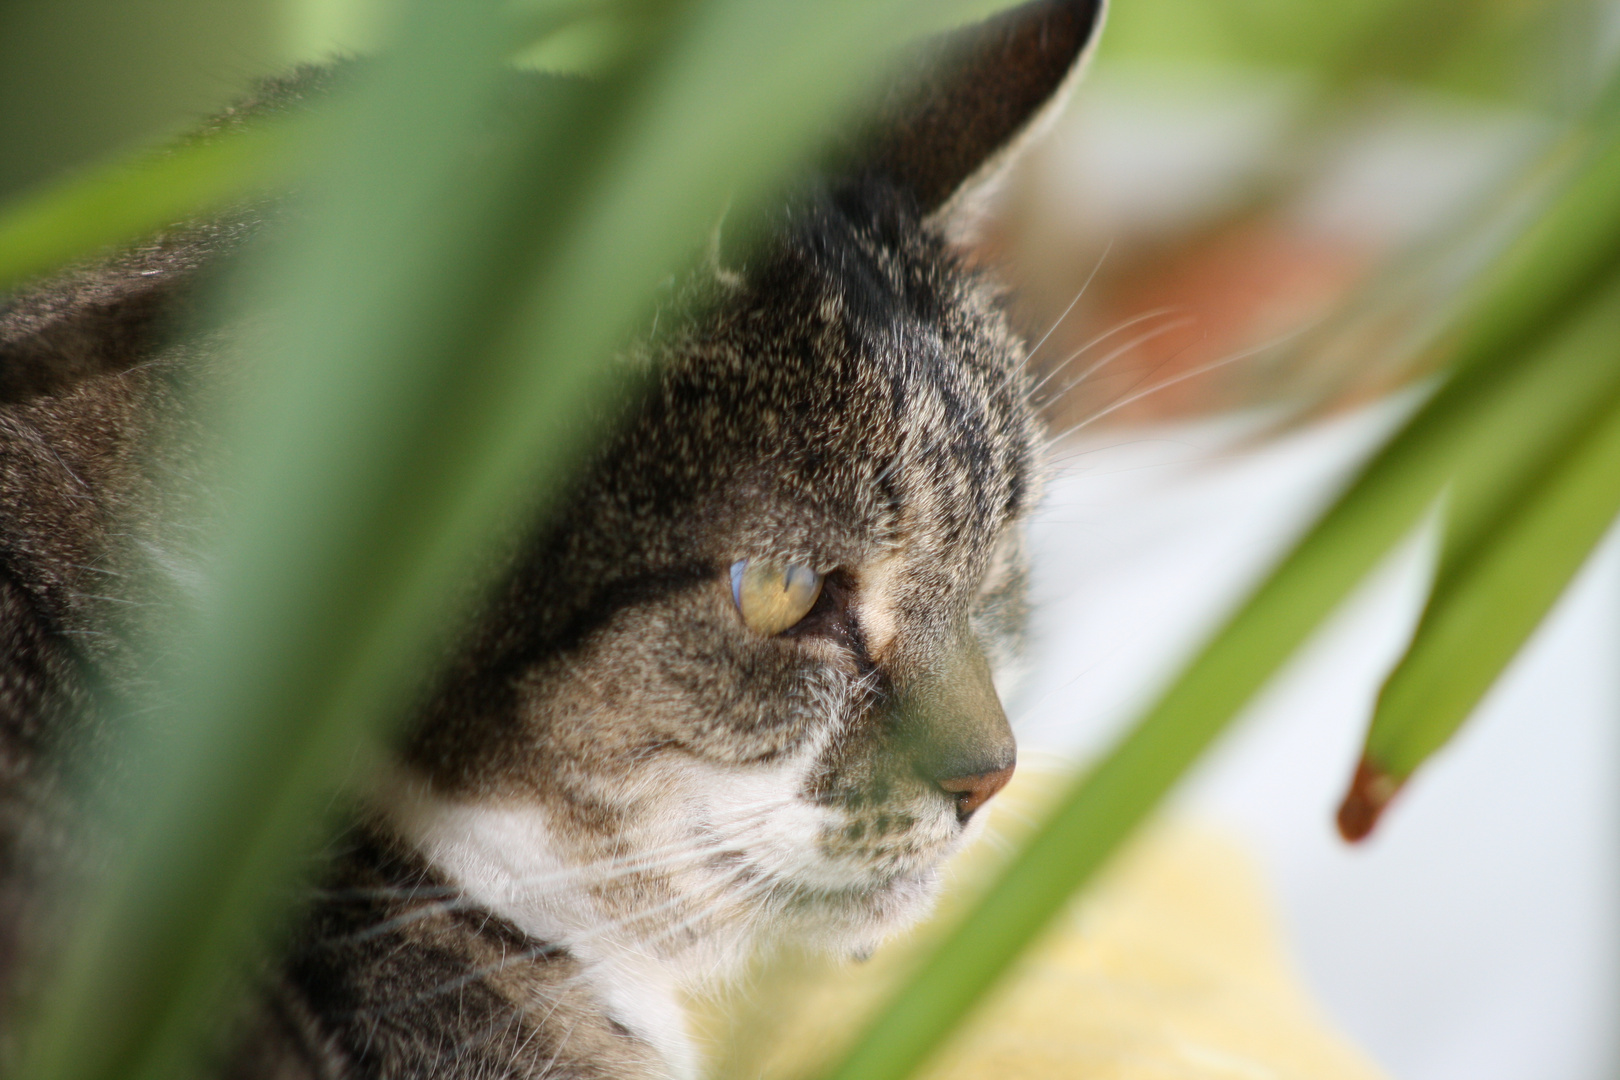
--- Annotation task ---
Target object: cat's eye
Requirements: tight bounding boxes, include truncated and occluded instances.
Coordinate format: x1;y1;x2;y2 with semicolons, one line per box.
730;559;823;636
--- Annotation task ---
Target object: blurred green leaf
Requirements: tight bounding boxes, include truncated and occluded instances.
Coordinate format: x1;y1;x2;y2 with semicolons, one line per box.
0;0;288;201
1100;0;1399;72
1443;129;1620;389
0;122;296;295
1098;0;1607;108
20;1;954;1078
1338;286;1620;834
1374;393;1620;773
20;2;519;1076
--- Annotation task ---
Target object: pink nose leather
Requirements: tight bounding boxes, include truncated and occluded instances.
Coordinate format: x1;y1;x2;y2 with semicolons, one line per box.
938;762;1015;822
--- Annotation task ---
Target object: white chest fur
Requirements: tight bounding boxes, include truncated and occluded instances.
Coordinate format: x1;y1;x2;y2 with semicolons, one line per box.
385;783;701;1080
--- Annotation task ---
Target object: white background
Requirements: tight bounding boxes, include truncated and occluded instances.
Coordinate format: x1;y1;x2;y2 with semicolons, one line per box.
1013;410;1620;1080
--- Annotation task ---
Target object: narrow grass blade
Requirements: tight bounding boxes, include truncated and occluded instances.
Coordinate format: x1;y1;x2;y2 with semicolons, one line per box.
1329;271;1620;841
1340;361;1620;840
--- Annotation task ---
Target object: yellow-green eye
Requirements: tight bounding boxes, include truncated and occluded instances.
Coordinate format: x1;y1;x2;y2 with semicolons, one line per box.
730;559;823;635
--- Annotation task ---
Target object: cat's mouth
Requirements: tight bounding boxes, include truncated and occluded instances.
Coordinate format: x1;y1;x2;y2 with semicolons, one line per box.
719;799;966;933
816;811;962;876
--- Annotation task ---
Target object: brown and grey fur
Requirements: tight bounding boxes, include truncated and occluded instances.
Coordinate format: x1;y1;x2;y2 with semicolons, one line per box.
0;2;1104;1078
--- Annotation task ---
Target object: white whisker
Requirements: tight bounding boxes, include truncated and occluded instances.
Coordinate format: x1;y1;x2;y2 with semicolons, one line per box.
1022;239;1115;366
1028;312;1196;404
1043;323;1312;450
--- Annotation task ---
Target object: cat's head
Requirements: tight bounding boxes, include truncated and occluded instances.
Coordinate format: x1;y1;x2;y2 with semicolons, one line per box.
395;0;1104;978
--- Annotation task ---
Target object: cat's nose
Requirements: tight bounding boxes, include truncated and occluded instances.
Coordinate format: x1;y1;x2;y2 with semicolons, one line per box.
937;762;1015;823
891;627;1017;823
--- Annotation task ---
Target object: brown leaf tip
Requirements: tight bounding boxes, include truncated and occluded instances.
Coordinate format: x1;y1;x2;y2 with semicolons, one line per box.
1336;758;1402;843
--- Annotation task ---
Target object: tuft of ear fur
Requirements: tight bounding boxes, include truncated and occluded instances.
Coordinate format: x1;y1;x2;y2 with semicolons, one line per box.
851;0;1105;229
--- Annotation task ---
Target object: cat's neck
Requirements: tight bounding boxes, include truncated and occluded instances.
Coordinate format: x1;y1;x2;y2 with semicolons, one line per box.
381;770;714;1079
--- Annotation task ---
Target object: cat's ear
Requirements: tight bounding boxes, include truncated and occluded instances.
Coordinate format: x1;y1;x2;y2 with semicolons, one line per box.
851;0;1104;229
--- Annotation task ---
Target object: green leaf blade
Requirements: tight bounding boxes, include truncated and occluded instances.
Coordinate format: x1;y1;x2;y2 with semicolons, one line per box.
1336;273;1620;839
1440;117;1620;389
1369;383;1620;781
0;122;294;296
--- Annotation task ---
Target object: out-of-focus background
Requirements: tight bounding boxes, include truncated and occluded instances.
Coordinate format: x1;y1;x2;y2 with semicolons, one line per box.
1012;414;1620;1080
975;4;1620;1078
3;1;1615;1078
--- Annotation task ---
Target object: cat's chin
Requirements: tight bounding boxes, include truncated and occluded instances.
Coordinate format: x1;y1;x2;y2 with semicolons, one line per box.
721;802;977;961
755;861;946;964
771;797;1007;961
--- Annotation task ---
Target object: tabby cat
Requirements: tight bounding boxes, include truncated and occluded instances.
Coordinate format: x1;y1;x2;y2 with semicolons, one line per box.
0;1;1104;1076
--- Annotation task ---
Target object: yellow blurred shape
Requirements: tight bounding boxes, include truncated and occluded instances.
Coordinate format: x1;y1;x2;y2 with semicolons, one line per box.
696;771;1387;1080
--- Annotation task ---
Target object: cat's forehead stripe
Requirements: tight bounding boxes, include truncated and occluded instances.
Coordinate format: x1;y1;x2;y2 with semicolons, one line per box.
663;181;1032;548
